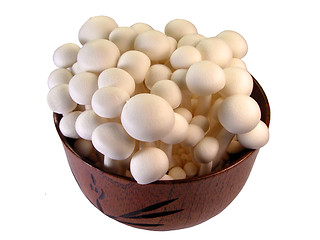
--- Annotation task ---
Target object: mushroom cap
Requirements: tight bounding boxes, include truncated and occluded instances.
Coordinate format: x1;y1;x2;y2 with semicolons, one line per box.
190;115;210;132
183;162;198;178
164;19;198;41
117;50;151;84
130;147;169;184
144;64;172;90
75;110;107;140
130;22;153;34
68;72;98;105
78;16;118;45
109;27;138;54
186;60;226;96
161;112;189;144
53;43;80;68
91;86;130;118
177;33;205;48
134;30;171;62
196;37;233;68
150;80;182;109
219;67;253;97
174;107;192;123
73;138;95;158
92;122;136;160
121;93;175;142
226;58;247;70
216;30;248;59
193;136;219;164
218;94;261;134
47;84;77;114
98;67;135;96
170;45;202;69
168;166;187;180
48;68;73;89
171;69;188;90
77;39;120;73
59;111;82;139
182;124;205;147
237;120;269;149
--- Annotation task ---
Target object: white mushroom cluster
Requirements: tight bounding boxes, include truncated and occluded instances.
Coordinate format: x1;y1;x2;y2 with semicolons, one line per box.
47;16;269;184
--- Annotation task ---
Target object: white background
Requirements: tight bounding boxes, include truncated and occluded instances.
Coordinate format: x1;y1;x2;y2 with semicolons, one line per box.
1;0;319;239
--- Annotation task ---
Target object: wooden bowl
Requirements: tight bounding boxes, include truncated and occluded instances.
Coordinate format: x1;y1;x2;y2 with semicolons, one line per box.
53;76;270;231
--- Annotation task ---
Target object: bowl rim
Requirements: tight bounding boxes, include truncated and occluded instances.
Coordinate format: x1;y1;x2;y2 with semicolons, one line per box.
54;76;270;185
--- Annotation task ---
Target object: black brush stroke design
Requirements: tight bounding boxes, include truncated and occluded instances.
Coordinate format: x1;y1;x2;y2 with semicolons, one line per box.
89;174;184;228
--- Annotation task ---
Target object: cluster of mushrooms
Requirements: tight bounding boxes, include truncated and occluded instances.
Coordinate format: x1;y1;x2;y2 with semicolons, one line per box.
47;16;269;184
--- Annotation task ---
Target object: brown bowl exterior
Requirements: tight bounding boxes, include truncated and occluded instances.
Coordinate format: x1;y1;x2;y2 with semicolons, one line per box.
54;76;270;231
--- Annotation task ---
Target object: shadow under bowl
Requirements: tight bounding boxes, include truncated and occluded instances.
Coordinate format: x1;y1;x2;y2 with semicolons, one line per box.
53;76;270;231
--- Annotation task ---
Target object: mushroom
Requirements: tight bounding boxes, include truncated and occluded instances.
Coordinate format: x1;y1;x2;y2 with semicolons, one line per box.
196;37;233;68
47;84;77;115
53;43;80;68
174;107;192;123
193;136;219;164
103;155;131;176
68;72;98;107
216;30;248;59
73;138;100;162
130;22;153;34
237;120;269;149
226;58;247;70
48;68;73;89
91;86;130;118
150;80;182;109
168;166;187;180
182;124;205;147
121;93;175;142
186;60;225;96
144;64;172;90
134;30;171;62
117;50;151;84
78;16;118;45
77;39;120;73
164;19;198;42
59;111;82;139
98;67;135;96
177;33;205;48
190;115;210;133
75;110;108;140
219;67;253;98
92;122;136;160
109;27;138;54
130;147;169;184
170;68;191;109
169;45;202;69
183;162;198;178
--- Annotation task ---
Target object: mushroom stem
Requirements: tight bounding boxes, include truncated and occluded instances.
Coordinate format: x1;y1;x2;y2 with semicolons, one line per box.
103;155;130;176
194;95;211;116
159;141;174;168
198;161;213;176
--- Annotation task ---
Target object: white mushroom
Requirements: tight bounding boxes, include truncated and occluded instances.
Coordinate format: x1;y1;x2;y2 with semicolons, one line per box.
121;93;175;142
183;162;198;177
168;166;187;180
75;110;108;140
78;16;118;45
53;43;80;68
134;30;171;62
73;138;97;161
164;19;198;41
91;86;129;118
186;60;225;96
193;137;219;164
144;64;172;90
177;33;205;48
130;22;153;34
216;30;248;59
47;84;77;114
48;68;73;89
161;113;189;144
59;111;82;139
226;58;247;70
190;115;210;133
98;68;135;96
150;80;182;109
218;94;261;134
92;122;136;160
182;124;205;147
170;45;202;69
174;107;192;123
196;37;233;68
103;155;131;175
109;27;138;54
219;67;253;98
77;39;120;73
68;72;98;105
117;50;151;84
130;147;169;184
237;120;269;149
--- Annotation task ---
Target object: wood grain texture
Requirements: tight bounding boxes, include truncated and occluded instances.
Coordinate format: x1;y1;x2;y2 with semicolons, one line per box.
53;76;270;231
